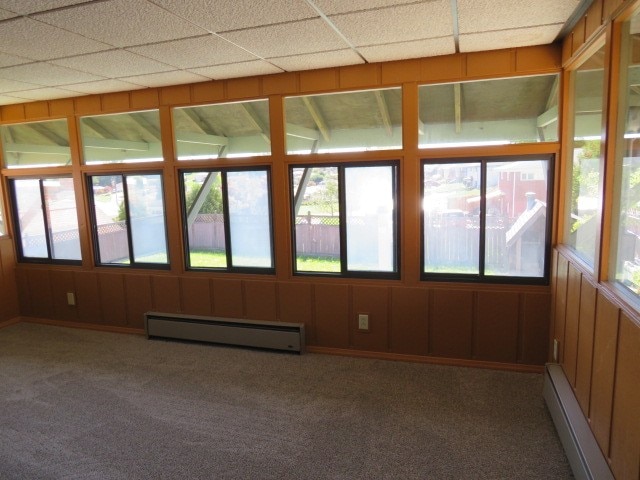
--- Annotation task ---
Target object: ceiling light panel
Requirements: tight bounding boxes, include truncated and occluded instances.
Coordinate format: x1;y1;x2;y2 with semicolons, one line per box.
457;0;581;33
149;0;319;33
34;0;209;48
222;18;349;58
328;1;453;47
128;35;258;70
52;50;174;78
0;17;111;60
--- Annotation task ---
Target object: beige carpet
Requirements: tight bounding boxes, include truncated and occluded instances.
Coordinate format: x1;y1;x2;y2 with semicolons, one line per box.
0;322;572;479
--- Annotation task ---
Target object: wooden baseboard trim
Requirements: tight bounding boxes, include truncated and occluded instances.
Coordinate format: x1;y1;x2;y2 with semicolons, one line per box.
306;346;545;373
0;317;21;329
19;317;145;336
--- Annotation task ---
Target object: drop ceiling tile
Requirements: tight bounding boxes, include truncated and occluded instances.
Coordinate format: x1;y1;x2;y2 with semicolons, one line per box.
269;49;363;71
128;35;257;69
34;0;209;48
221;19;348;58
0;7;16;19
64;79;144;94
0;17;111;61
123;70;211;88
0;94;28;105
189;60;283;80
0;62;104;87
459;25;564;52
149;0;318;32
3;87;80;101
0;78;41;93
358;36;455;63
458;0;580;34
52;50;174;78
312;0;420;15
0;0;90;15
329;1;452;47
0;52;33;68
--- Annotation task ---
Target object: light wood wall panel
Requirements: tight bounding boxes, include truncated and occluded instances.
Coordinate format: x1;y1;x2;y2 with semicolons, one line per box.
351;285;389;352
244;280;277;322
575;277;597;413
125;275;152;329
212;278;243;318
0;238;18;321
430;289;473;358
50;270;77;322
554;255;570;362
74;271;101;324
27;269;53;319
278;282;314;343
152;276;181;314
314;283;349;349
98;272;127;327
520;292;551;365
389;286;428;355
474;291;519;363
563;264;583;385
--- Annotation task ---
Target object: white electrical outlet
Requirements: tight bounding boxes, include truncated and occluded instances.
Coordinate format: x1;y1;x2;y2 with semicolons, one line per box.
358;314;369;331
67;292;76;306
553;339;559;362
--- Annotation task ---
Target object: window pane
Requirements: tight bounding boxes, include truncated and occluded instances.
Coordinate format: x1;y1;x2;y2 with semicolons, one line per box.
1;119;71;168
14;179;47;258
485;160;548;278
285;88;402;154
423;163;480;274
345;166;395;272
565;46;606;267
127;174;168;265
80;110;163;165
91;175;130;264
174;100;271;160
182;171;227;268
227;170;273;268
43;177;81;261
418;74;559;148
612;12;640;297
292;166;340;273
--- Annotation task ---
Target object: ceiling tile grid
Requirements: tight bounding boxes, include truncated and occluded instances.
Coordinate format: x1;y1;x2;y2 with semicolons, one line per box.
0;0;587;105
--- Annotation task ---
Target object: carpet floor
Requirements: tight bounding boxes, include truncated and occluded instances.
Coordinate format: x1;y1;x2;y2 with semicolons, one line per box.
0;322;572;479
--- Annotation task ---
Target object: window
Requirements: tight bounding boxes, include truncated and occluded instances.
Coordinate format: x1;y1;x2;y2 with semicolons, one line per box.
173;99;271;160
418;74;559;148
80;110;163;165
1;119;71;169
285;88;402;154
611;11;640;299
422;156;552;282
180;168;274;272
9;177;81;263
564;44;606;268
290;162;399;277
87;173;169;268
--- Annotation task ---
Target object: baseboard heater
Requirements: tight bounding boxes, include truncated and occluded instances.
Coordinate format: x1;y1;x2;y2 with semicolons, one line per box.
144;312;305;354
543;364;613;480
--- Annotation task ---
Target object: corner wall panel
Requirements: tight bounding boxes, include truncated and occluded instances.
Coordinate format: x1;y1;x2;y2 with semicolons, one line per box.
554;254;570;362
474;291;519;363
314;283;349;348
430;289;473;358
389;286;428;355
15;268;31;316
27;269;53;319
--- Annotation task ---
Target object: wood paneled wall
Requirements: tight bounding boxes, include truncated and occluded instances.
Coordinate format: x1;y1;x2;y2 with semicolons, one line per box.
0;237;18;323
14;265;550;369
552;249;640;480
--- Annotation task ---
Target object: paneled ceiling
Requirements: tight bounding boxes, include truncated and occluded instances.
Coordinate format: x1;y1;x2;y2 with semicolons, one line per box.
0;0;588;106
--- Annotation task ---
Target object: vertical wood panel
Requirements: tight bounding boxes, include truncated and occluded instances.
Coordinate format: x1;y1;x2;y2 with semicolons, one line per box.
74;271;102;324
180;277;212;316
430;289;473;358
474;291;518;363
389;287;428;355
571;17;586;54
339;64;379;89
351;285;388;352
575;278;597;413
28;269;53;318
609;313;640;480
98;272;126;326
278;282;314;344
590;291;620;454
520;292;551;365
151;276;181;314
124;275;152;329
0;239;18;319
314;283;349;348
244;280;277;321
299;68;338;93
420;54;464;82
50;270;77;322
15;268;31;316
563;264;583;385
554;254;570;362
211;278;243;318
466;49;514;78
585;0;604;40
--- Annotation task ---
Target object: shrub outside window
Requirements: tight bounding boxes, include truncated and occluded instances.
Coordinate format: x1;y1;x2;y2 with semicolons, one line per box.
180;168;274;273
1;119;71;169
418;74;559;148
88;173;169;268
610;11;640;299
564;44;606;268
9;177;81;263
173;99;271;160
422;156;552;282
290;162;399;277
80;110;163;165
